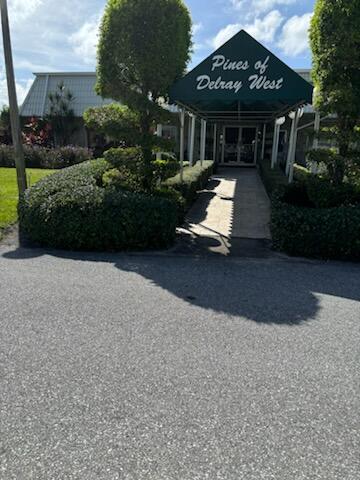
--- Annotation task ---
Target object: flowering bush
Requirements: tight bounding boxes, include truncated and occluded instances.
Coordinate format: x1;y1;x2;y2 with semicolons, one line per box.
0;144;93;169
22;117;52;147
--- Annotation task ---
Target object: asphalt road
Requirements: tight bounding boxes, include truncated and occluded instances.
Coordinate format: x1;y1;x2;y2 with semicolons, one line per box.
0;245;359;479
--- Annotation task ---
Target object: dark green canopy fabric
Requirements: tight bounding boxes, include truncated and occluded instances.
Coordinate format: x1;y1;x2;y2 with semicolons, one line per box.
170;30;313;121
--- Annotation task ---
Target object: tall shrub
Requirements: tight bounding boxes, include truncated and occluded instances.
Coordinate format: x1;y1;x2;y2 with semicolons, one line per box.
310;0;360;184
96;0;191;188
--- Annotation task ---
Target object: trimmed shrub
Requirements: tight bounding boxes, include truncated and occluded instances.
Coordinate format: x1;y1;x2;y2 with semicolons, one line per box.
104;147;180;184
258;158;288;196
271;191;360;260
104;147;142;171
154;186;186;224
259;159;360;259
293;163;311;183
102;167;144;193
164;160;214;207
0;144;93;169
305;176;360;209
19;160;177;251
152;158;179;181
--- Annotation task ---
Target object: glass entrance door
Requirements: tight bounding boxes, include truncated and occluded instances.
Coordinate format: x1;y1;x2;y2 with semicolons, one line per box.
222;126;257;165
223;127;240;164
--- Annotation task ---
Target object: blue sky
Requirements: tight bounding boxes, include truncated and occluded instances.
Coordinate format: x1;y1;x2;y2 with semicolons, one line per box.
0;0;315;106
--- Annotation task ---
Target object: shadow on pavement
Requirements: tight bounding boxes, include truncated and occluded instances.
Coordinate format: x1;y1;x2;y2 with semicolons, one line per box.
2;245;360;326
177;168;272;257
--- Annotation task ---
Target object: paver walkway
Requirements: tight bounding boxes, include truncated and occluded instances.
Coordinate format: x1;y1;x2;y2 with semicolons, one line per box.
179;168;271;256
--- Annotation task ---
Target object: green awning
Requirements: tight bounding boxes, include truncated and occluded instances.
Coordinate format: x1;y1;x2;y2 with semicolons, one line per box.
170;30;313;122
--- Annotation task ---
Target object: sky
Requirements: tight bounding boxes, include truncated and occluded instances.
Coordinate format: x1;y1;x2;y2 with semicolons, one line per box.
0;0;316;107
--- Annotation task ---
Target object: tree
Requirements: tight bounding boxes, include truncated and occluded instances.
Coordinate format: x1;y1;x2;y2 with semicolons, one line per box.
0;105;11;144
47;82;77;146
96;0;191;188
84;104;140;146
310;0;360;185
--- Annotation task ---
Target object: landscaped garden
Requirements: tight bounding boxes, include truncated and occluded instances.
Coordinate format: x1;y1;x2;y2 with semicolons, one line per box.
2;0;360;259
14;0;216;251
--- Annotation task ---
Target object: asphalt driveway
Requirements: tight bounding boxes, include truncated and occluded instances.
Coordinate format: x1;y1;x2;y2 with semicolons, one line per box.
0;245;359;479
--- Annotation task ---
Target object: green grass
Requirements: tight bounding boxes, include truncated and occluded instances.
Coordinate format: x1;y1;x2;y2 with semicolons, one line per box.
0;168;55;239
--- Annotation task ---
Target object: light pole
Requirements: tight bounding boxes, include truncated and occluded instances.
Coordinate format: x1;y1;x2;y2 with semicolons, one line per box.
0;0;27;194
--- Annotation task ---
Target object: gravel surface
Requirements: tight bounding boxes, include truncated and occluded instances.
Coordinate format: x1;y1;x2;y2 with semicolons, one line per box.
0;245;359;479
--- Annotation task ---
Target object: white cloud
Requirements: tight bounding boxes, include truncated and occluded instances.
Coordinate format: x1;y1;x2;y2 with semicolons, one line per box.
278;13;313;56
9;0;43;25
212;23;241;49
231;0;295;15
192;22;203;35
245;10;284;42
2;0;103;73
69;15;101;65
0;75;33;107
212;10;284;49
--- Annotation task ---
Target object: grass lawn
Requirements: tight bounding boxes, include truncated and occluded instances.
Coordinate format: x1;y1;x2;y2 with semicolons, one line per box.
0;168;55;240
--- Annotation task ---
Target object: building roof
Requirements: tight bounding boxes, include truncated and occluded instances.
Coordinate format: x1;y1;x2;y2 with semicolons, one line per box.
20;72;115;117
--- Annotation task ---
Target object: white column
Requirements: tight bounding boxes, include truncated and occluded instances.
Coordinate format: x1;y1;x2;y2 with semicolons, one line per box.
156;124;162;160
187;114;192;161
189;114;196;167
286;112;298;176
261;123;267;160
179;109;185;183
213;124;217;163
200;119;207;166
271;124;280;169
287;109;303;183
271;116;285;168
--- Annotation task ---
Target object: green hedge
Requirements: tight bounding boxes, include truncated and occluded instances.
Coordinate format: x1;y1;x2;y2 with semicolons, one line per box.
258;158;288;195
0;144;93;169
271;194;360;260
164;160;214;207
19;160;177;251
259;159;360;259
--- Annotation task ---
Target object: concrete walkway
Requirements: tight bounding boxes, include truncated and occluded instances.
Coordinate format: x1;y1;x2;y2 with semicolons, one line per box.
179;168;271;256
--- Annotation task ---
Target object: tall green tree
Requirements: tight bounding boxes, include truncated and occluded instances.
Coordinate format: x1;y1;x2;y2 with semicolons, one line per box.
310;0;360;184
96;0;191;187
47;82;77;147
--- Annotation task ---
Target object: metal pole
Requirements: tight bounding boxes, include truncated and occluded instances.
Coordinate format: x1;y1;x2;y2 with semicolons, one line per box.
200;119;206;166
189;114;196;167
213;124;217;163
179;109;185;183
0;0;27;194
271;122;280;169
261;123;267;161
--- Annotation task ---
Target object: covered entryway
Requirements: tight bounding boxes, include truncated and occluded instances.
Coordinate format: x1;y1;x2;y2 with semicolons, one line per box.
170;30;313;182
